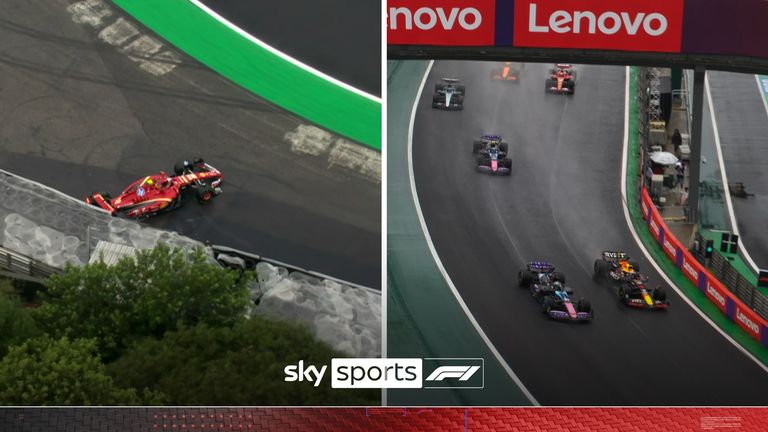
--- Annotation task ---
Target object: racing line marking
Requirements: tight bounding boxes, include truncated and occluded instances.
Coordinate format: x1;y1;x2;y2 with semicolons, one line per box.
187;0;381;104
620;67;768;374
407;60;539;405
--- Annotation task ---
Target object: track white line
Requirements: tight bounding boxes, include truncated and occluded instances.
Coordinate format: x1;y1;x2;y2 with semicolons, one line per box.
705;75;760;274
620;67;768;373
187;0;381;104
407;60;539;405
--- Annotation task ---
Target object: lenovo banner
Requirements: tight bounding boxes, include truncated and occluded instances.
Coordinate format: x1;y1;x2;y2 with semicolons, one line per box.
512;0;684;52
387;0;496;46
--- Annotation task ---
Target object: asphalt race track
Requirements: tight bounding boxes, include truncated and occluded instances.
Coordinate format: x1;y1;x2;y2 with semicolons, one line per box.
708;71;768;269
411;61;768;404
0;0;380;288
199;0;380;97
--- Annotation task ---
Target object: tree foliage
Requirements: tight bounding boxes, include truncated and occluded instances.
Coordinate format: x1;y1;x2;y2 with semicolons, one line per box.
0;337;153;405
108;316;379;405
33;245;252;359
0;293;42;359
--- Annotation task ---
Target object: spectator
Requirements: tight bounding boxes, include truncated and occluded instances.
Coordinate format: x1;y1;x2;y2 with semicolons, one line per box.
675;161;685;189
681;186;690;219
645;164;653;187
672;129;682;156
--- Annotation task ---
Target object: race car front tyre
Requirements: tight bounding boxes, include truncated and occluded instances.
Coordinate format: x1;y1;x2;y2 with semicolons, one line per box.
577;298;592;313
519;270;534;288
593;259;609;281
196;185;215;204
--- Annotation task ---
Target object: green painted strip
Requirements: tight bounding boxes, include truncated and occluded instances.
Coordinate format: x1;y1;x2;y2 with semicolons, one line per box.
111;0;381;150
626;68;768;365
387;60;531;405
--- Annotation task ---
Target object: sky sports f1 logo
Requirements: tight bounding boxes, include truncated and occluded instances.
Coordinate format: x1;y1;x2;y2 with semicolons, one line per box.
513;0;684;52
284;358;484;389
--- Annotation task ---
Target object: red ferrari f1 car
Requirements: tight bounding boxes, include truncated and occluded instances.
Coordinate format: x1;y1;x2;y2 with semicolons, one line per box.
545;64;577;95
85;158;223;219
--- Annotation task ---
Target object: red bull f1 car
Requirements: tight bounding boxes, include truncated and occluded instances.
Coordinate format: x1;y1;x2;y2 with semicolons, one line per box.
432;78;465;110
593;251;669;310
85;158;223;220
519;261;593;322
472;134;511;175
545;64;576;95
491;62;523;82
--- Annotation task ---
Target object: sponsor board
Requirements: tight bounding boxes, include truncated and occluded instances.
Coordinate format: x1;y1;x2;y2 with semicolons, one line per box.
512;0;684;52
681;256;700;285
705;280;727;312
663;236;677;260
649;217;660;240
735;306;761;338
387;0;496;46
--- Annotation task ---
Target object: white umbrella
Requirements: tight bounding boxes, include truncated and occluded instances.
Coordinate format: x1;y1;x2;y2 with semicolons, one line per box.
650;151;679;166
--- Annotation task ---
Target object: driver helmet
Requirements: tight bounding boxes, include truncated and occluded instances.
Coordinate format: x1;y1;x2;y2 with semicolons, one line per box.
557;70;566;78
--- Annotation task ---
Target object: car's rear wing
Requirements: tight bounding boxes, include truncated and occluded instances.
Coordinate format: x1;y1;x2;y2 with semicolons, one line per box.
527;260;555;273
602;251;629;261
441;78;461;83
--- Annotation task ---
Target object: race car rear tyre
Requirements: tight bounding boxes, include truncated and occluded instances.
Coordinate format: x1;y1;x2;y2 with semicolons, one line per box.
652;287;667;302
457;85;466;95
472;141;483;154
553;271;566;284
499;142;509;153
519;270;534;288
434;83;441;93
196;185;215;204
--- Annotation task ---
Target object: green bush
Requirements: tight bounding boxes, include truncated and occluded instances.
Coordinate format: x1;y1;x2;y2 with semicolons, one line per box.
0;337;159;405
109;316;379;405
34;245;252;359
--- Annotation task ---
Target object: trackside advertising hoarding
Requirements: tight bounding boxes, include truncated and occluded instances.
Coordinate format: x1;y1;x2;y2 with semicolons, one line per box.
640;187;768;347
388;0;768;60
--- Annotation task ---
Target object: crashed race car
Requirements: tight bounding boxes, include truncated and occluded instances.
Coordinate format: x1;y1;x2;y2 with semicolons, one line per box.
472;134;511;175
432;78;465;110
545;64;576;95
491;62;523;82
593;251;669;310
518;261;593;322
85;158;223;220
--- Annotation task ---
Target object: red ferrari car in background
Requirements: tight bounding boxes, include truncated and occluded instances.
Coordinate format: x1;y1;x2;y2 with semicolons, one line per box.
85;158;223;219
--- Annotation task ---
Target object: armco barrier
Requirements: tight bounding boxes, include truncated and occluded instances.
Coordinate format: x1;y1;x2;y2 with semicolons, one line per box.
640;187;768;347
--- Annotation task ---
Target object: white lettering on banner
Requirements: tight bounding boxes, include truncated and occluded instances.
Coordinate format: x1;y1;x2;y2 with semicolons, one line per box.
737;309;760;335
331;358;422;389
664;238;676;257
649;218;659;236
683;259;698;280
707;283;726;308
527;4;668;36
389;7;481;31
